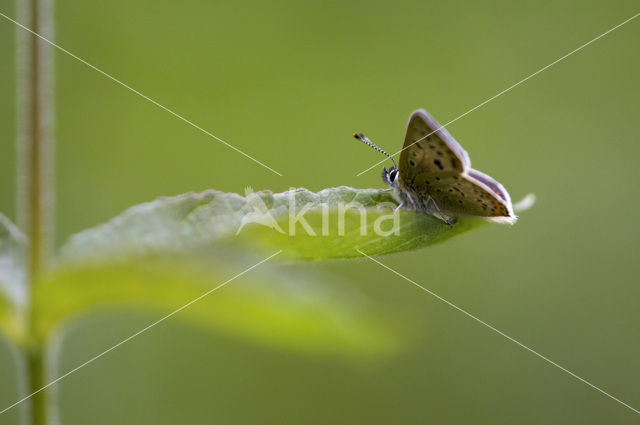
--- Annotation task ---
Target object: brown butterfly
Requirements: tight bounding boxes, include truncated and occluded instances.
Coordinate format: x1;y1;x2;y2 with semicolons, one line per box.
354;109;516;226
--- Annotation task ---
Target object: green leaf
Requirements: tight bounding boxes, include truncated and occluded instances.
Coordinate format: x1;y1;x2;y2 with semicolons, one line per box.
35;254;401;358
0;213;27;343
46;187;519;357
60;187;488;262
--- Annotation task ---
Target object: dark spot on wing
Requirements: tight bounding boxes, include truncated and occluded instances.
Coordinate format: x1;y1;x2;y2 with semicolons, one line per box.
409;160;415;167
451;158;457;168
435;177;440;181
433;159;444;171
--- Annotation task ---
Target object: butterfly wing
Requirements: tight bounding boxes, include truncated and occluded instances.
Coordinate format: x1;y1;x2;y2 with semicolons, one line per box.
398;109;471;186
411;169;516;223
399;109;517;223
398;109;516;223
466;169;513;207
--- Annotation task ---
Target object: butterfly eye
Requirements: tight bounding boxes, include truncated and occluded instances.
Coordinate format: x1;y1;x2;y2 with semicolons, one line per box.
390;169;398;182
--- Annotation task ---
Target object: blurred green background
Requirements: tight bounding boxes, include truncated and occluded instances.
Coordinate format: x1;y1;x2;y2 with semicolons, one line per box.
1;0;639;423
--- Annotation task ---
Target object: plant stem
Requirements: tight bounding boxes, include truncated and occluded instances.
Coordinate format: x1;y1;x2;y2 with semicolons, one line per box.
16;0;55;422
16;0;55;282
27;348;47;425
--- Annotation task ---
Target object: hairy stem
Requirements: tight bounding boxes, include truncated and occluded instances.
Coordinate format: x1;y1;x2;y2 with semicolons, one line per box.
16;0;55;280
16;0;55;422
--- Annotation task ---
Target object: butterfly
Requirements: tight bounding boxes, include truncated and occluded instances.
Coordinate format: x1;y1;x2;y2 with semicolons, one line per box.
354;109;516;226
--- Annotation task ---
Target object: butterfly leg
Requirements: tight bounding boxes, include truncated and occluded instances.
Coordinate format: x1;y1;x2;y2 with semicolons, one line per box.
426;197;455;228
394;201;405;213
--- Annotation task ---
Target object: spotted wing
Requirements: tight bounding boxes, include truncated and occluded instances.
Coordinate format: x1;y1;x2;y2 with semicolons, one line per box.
412;168;516;224
398;109;471;186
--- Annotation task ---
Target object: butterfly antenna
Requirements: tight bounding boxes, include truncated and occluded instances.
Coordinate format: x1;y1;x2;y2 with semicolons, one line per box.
353;132;397;168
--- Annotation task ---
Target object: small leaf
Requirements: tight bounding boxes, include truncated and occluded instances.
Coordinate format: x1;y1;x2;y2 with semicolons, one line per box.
0;213;27;343
238;188;486;259
60;187;489;262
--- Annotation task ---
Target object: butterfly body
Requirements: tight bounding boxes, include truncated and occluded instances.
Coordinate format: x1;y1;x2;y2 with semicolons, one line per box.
360;109;516;225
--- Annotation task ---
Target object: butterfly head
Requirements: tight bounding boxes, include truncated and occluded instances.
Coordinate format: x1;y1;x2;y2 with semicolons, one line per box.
381;166;399;188
353;132;399;187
